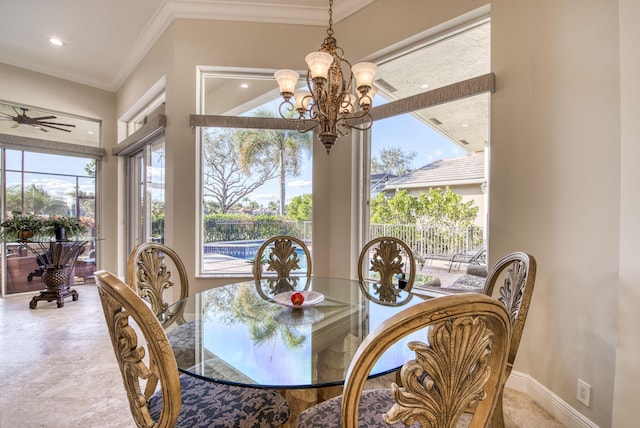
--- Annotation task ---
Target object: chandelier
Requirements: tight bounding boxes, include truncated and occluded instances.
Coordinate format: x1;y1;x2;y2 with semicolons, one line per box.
274;0;378;154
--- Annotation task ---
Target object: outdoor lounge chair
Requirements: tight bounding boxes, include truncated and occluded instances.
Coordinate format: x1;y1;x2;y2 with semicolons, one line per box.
449;243;486;272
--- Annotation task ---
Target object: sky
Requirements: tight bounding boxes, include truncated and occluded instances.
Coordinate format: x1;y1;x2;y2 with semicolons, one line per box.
3;150;95;203
249;99;465;206
2;99;466;212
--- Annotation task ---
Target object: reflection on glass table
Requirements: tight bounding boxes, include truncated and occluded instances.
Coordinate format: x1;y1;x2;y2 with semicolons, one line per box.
162;277;429;390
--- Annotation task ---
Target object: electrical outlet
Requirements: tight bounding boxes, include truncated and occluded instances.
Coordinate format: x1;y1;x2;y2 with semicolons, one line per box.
577;378;591;407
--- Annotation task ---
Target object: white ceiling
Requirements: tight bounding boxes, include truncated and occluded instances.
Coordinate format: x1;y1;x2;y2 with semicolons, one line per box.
0;0;489;154
0;0;373;91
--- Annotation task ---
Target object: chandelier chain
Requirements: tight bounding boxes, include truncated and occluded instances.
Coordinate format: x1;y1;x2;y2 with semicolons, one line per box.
327;0;334;37
274;0;376;154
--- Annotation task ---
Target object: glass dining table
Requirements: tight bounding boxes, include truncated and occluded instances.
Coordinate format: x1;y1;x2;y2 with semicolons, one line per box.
162;276;431;422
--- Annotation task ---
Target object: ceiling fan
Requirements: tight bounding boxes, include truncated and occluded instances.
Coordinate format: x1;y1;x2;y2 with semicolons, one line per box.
0;105;76;132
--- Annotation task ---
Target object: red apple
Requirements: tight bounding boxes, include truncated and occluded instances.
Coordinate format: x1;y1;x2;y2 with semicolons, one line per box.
290;292;305;306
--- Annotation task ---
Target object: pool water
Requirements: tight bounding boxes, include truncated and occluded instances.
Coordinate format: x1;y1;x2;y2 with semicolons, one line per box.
204;239;309;270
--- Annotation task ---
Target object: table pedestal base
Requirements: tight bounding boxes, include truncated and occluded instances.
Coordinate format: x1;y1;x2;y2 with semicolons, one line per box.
29;268;79;309
30;286;79;309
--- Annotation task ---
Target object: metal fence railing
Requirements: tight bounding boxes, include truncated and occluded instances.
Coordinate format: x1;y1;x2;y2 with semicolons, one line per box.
369;223;484;262
203;220;481;262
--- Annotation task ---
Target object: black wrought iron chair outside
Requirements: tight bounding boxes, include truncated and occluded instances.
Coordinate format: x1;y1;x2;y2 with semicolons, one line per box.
96;270;291;428
253;235;312;280
295;293;511;427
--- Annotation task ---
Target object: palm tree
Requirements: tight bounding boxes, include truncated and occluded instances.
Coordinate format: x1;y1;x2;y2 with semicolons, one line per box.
238;108;312;215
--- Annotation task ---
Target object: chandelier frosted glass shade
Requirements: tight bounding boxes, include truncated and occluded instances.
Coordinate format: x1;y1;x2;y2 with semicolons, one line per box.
274;1;377;154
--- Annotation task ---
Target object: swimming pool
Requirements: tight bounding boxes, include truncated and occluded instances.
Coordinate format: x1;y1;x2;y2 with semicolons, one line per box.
204;239;309;269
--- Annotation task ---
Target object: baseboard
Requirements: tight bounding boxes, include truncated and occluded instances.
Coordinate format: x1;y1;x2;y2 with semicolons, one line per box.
506;371;599;428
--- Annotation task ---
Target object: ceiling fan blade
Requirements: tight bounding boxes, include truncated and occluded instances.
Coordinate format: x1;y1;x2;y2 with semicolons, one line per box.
31;115;57;121
0;112;14;118
38;123;71;132
11;123;19;128
37;121;75;127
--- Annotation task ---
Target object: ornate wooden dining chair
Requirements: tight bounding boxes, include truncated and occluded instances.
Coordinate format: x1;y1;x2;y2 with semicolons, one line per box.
126;243;197;368
295;293;511;427
480;251;537;428
414;251;537;428
254;235;312;280
95;270;291;428
126;242;188;327
358;237;416;300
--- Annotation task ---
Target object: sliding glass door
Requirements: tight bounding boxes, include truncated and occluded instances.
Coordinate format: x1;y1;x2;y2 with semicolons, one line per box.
1;149;97;295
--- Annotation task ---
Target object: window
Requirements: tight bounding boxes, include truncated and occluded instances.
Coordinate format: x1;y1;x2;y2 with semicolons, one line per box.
364;18;491;279
117;92;167;251
128;139;165;248
1;149;97;295
196;70;313;276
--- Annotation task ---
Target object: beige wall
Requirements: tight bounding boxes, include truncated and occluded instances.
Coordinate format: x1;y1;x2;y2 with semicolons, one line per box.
1;0;636;425
613;0;640;426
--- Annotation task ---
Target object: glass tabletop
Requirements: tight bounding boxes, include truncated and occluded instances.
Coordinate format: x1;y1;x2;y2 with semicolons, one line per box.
163;277;430;389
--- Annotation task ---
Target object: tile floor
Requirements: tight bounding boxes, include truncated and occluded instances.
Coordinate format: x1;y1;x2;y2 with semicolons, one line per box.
0;283;564;427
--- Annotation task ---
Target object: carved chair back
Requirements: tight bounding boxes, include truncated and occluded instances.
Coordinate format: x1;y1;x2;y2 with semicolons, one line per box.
483;251;537;376
126;243;188;327
480;251;536;428
358;237;416;294
254;235;312;280
341;293;511;428
96;270;182;427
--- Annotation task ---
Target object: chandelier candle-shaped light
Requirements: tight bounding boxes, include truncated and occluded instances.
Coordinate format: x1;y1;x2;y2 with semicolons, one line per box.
274;0;377;154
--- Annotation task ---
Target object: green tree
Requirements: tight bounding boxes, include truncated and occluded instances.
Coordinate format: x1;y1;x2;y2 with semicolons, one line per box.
267;201;279;216
84;159;96;177
5;184;68;216
202;128;279;213
371;147;417;176
238;108;312;216
371;188;478;226
286;194;312;221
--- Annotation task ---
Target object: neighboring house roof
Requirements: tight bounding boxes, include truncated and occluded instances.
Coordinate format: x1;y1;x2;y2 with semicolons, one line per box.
385;153;485;190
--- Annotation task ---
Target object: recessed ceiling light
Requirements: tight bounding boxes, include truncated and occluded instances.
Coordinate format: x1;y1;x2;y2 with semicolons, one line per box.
87;131;94;135
421;83;429;89
240;83;249;89
48;37;64;46
462;123;469;127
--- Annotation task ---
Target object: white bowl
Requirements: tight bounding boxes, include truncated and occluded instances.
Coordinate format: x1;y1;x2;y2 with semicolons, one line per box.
273;290;324;309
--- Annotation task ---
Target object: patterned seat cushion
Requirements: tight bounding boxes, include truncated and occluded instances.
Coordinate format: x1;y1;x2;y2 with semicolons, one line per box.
166;320;200;368
296;389;418;428
447;273;485;291
149;374;290;427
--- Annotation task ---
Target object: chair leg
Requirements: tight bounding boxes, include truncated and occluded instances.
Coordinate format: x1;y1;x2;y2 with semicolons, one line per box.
491;391;506;428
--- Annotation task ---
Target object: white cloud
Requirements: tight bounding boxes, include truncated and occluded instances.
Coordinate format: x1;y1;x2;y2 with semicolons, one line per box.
253;193;279;201
288;180;312;189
